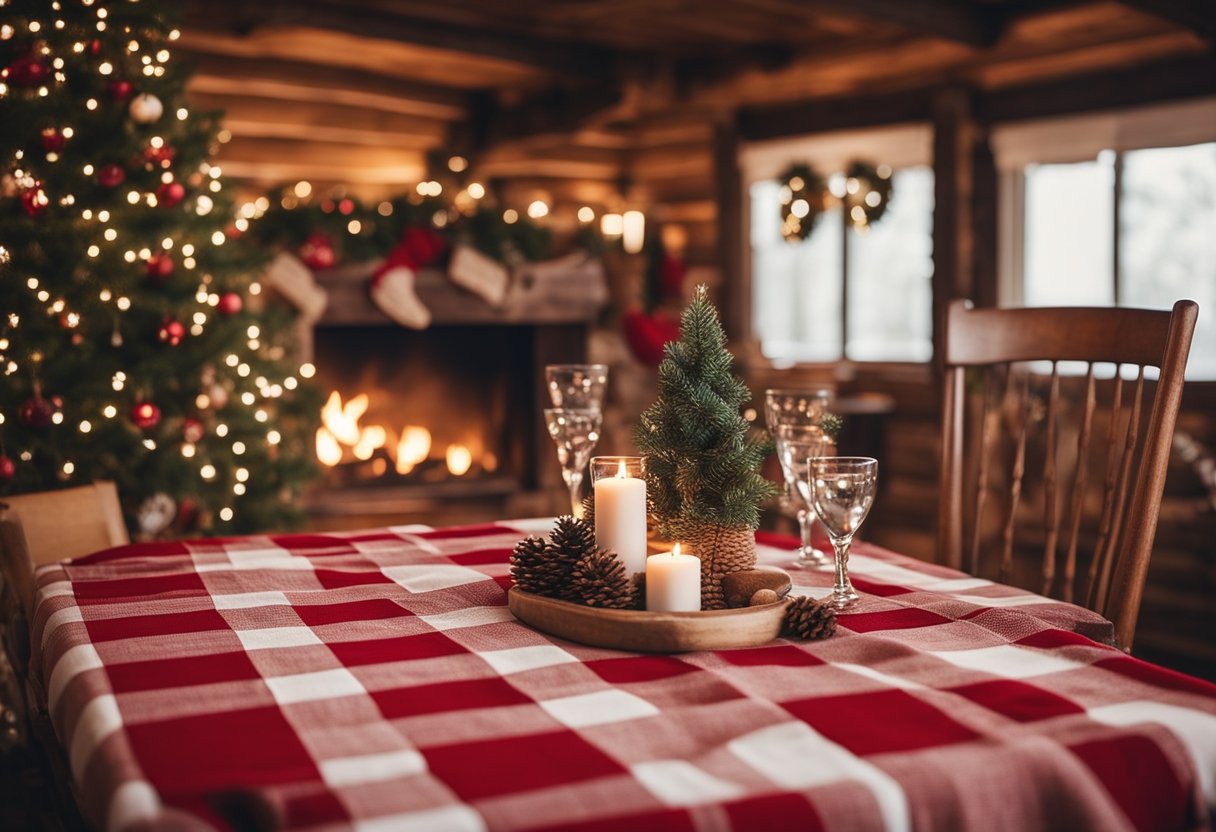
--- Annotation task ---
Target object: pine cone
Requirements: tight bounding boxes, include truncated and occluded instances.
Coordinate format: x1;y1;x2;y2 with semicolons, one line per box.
570;550;636;609
510;536;570;598
550;515;595;562
580;494;596;527
782;596;837;640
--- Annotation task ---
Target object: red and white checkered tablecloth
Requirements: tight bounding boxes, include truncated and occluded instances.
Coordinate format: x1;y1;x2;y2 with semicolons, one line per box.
30;520;1216;832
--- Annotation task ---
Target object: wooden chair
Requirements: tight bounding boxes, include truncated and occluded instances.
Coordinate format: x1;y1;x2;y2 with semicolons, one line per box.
0;481;128;617
938;299;1198;650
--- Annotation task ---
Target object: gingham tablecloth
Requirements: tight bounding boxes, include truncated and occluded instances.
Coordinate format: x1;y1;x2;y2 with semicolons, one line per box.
30;520;1216;831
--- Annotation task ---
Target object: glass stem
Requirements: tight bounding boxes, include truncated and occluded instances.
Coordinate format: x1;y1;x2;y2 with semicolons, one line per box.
797;506;813;555
833;534;854;599
563;470;584;517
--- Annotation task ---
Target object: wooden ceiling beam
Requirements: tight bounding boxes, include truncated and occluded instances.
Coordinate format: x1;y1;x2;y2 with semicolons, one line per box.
182;0;620;79
738;87;936;141
978;52;1216;122
785;0;1006;46
1117;0;1215;41
185;92;449;149
180;50;468;120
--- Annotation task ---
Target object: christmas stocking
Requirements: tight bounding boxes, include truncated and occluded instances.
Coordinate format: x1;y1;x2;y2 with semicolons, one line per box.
370;226;448;329
263;251;328;323
448;244;509;306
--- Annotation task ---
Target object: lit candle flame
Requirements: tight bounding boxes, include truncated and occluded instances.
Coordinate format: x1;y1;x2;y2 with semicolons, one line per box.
672;543;681;557
617;459;627;478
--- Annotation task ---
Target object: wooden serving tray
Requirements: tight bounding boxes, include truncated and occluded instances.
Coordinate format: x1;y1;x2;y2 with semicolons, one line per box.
508;587;789;653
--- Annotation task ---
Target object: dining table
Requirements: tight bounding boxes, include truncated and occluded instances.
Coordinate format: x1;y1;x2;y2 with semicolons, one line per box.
28;518;1216;831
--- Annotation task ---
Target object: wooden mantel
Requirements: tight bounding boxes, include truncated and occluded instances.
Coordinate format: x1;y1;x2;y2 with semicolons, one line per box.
312;256;607;327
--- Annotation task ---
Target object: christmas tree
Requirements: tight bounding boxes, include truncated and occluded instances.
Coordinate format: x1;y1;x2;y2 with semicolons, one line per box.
0;0;320;537
634;284;776;608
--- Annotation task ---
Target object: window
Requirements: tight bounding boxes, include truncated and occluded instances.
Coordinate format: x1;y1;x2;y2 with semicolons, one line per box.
743;125;935;365
998;100;1216;379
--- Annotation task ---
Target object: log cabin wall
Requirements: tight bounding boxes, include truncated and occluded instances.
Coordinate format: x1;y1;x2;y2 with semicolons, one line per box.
179;1;1215;678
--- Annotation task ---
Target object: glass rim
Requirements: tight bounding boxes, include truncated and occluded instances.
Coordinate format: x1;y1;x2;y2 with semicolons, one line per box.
545;363;609;372
764;387;833;397
807;455;877;467
590;455;644;463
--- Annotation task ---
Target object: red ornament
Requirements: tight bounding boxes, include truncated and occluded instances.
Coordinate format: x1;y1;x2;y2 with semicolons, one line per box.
90;40;104;57
143;143;175;167
156;181;186;208
131;401;161;430
97;163;126;188
18;396;56;429
40;128;66;153
0;455;15;483
4;55;49;89
146;253;174;282
338;198;355;216
217;292;243;316
20;182;49;217
299;233;336;270
109;79;134;101
182;417;205;444
158;319;186;346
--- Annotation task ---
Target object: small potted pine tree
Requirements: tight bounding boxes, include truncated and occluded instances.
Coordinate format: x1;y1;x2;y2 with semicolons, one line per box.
634;285;777;609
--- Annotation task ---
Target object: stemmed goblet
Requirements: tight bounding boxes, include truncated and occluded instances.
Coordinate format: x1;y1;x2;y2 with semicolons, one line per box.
545;364;609;410
764;388;834;568
807;456;878;610
775;424;835;569
544;407;602;517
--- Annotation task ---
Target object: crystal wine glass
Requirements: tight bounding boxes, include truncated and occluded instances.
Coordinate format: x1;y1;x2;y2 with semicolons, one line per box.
764;388;834;567
544;407;602;516
775;423;835;569
545;364;609;410
808;456;877;610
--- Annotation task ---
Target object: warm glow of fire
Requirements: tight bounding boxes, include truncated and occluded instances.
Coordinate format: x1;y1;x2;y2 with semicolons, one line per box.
318;390;486;479
446;444;473;476
396;425;432;474
321;391;368;446
353;425;387;460
315;427;343;467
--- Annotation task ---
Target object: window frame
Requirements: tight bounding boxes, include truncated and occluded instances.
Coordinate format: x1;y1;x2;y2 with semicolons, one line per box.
994;97;1216;386
740;123;935;369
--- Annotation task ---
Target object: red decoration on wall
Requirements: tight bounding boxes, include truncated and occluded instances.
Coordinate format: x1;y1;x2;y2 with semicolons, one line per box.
0;455;16;483
623;310;681;367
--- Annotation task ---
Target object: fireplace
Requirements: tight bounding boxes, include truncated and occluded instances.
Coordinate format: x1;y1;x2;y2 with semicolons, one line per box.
300;262;603;529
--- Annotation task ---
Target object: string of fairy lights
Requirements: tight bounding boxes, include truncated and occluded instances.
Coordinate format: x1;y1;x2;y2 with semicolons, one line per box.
1;0;315;530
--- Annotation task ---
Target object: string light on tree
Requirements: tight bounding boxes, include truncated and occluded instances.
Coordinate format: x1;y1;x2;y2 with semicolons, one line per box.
0;0;319;531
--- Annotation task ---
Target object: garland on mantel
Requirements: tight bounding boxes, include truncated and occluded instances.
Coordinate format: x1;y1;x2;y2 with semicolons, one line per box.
248;189;574;272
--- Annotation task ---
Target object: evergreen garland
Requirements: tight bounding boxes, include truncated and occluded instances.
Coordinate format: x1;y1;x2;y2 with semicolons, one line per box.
634;285;777;540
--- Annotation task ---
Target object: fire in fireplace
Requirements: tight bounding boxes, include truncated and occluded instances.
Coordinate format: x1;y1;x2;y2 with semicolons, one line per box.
309;324;531;496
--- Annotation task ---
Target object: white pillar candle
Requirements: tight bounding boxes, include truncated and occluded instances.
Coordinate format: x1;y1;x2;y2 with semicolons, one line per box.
645;544;701;612
593;461;648;575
